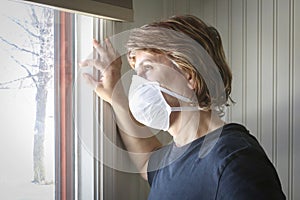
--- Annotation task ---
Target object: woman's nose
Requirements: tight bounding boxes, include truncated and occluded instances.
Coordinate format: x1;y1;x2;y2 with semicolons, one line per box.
135;67;146;78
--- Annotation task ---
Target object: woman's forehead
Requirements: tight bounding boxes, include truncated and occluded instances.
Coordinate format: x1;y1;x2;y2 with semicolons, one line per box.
134;50;171;67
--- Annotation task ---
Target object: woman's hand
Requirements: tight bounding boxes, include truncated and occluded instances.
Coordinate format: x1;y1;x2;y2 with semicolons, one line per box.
79;39;122;104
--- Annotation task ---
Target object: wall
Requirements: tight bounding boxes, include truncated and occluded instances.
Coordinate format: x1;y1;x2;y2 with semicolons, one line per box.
113;0;300;199
162;0;299;199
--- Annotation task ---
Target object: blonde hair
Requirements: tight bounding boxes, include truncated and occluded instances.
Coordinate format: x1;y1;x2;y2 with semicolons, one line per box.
126;15;233;115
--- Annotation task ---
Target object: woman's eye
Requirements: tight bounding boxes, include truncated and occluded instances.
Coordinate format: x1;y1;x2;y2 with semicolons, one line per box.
144;65;153;70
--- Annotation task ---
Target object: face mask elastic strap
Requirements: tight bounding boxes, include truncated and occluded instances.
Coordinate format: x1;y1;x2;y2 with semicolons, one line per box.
158;86;193;103
171;106;203;112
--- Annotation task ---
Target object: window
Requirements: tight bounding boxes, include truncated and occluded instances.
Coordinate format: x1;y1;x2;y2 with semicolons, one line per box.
1;1;150;199
0;1;110;199
0;1;55;199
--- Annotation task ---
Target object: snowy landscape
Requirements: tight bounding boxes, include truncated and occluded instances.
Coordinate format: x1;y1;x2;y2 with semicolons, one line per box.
0;89;54;199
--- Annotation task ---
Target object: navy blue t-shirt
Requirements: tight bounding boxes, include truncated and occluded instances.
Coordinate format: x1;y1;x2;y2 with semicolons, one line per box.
147;123;286;200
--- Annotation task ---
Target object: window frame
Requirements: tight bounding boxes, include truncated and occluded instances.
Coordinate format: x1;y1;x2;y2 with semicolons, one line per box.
54;10;149;200
54;11;76;200
23;0;133;21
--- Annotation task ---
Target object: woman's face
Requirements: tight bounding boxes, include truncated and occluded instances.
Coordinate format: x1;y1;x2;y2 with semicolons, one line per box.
133;50;195;105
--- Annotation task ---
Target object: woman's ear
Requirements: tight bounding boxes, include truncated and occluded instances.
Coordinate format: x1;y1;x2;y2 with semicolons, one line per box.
183;71;196;90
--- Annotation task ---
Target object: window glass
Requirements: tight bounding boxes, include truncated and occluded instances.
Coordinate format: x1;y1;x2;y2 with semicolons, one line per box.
0;1;117;199
0;1;55;199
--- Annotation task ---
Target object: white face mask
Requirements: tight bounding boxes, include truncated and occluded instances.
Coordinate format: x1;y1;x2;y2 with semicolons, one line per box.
128;75;201;131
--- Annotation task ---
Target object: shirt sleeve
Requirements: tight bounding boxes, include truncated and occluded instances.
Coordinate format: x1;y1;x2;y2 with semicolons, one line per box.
147;146;166;186
216;148;286;200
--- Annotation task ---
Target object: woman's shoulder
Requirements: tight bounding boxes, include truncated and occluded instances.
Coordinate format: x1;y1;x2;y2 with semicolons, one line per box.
209;123;267;164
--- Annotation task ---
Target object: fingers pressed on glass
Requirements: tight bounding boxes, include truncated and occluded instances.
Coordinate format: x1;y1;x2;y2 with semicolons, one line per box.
82;73;101;90
104;38;115;56
79;59;93;67
79;59;105;71
93;39;106;56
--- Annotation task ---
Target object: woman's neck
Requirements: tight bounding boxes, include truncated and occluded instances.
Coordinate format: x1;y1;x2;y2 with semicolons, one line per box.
168;110;225;147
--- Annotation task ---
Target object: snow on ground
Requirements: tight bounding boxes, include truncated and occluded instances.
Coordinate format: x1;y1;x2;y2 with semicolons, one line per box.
0;88;54;200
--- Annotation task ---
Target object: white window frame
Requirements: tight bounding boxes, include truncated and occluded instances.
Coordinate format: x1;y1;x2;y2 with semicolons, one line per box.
75;15;118;200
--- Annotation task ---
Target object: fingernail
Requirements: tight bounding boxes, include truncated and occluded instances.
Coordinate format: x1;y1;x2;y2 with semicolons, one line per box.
82;73;89;79
93;39;98;44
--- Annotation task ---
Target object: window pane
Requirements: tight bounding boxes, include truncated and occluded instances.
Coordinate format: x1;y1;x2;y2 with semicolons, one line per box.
0;1;55;199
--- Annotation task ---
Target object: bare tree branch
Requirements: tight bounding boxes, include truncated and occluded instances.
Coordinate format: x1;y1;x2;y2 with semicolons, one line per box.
30;6;39;29
0;74;38;89
0;36;39;56
9;55;38;87
8;16;40;39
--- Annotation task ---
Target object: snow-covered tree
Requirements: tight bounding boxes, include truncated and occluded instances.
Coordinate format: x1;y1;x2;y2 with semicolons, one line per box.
0;5;54;184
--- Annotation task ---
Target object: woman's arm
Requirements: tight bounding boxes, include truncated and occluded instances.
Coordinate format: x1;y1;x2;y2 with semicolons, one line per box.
79;39;162;179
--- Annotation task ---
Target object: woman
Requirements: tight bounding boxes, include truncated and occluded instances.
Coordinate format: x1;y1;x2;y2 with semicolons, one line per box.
80;15;285;199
